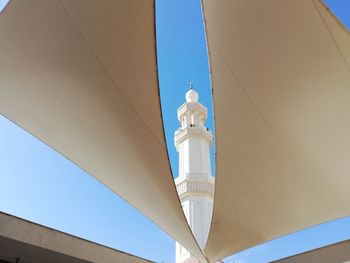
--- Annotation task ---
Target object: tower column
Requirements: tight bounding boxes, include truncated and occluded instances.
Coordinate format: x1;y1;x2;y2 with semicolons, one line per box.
174;87;214;263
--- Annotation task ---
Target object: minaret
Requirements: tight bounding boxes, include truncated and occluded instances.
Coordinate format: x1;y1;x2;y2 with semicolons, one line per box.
175;85;214;263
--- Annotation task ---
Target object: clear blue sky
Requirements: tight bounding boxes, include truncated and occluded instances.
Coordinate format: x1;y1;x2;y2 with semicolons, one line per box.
0;1;350;263
323;0;350;29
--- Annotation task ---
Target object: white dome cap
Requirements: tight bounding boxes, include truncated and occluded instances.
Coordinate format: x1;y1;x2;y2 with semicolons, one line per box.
185;84;199;102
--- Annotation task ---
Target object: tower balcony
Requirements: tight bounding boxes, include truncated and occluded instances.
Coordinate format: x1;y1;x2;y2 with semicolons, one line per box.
175;175;215;199
174;126;212;151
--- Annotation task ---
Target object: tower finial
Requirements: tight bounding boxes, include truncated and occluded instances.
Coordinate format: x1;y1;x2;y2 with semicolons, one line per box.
185;86;199;102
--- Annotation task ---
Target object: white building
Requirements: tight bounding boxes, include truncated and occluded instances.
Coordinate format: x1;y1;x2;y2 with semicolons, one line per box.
174;87;215;263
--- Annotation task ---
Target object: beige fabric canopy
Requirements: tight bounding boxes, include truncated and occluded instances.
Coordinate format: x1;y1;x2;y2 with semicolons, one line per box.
2;0;350;262
202;0;350;261
0;1;205;261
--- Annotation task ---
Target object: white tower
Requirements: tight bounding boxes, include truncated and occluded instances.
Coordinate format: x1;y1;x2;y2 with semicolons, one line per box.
175;86;214;263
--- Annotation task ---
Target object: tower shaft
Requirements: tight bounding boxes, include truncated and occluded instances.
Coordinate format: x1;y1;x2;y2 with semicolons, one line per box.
175;88;214;263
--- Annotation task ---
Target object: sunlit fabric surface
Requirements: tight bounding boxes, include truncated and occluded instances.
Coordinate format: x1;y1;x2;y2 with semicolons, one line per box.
202;0;350;261
0;1;206;261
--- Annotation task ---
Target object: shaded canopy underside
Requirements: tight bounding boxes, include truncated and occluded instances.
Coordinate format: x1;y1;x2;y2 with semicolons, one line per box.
0;0;205;262
202;0;350;261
